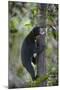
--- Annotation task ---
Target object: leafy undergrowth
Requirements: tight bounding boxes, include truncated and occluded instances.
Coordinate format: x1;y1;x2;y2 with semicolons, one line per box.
27;74;49;87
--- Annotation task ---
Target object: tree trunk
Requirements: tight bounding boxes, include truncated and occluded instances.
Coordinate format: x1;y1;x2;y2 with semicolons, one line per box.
37;4;47;86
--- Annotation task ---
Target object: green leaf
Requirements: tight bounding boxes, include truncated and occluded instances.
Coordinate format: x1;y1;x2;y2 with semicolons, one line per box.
10;17;20;30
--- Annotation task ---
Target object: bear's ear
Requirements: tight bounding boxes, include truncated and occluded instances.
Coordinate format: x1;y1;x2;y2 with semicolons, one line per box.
31;26;40;36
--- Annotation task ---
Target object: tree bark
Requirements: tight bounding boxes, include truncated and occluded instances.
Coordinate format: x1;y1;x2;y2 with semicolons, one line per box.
37;4;47;86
